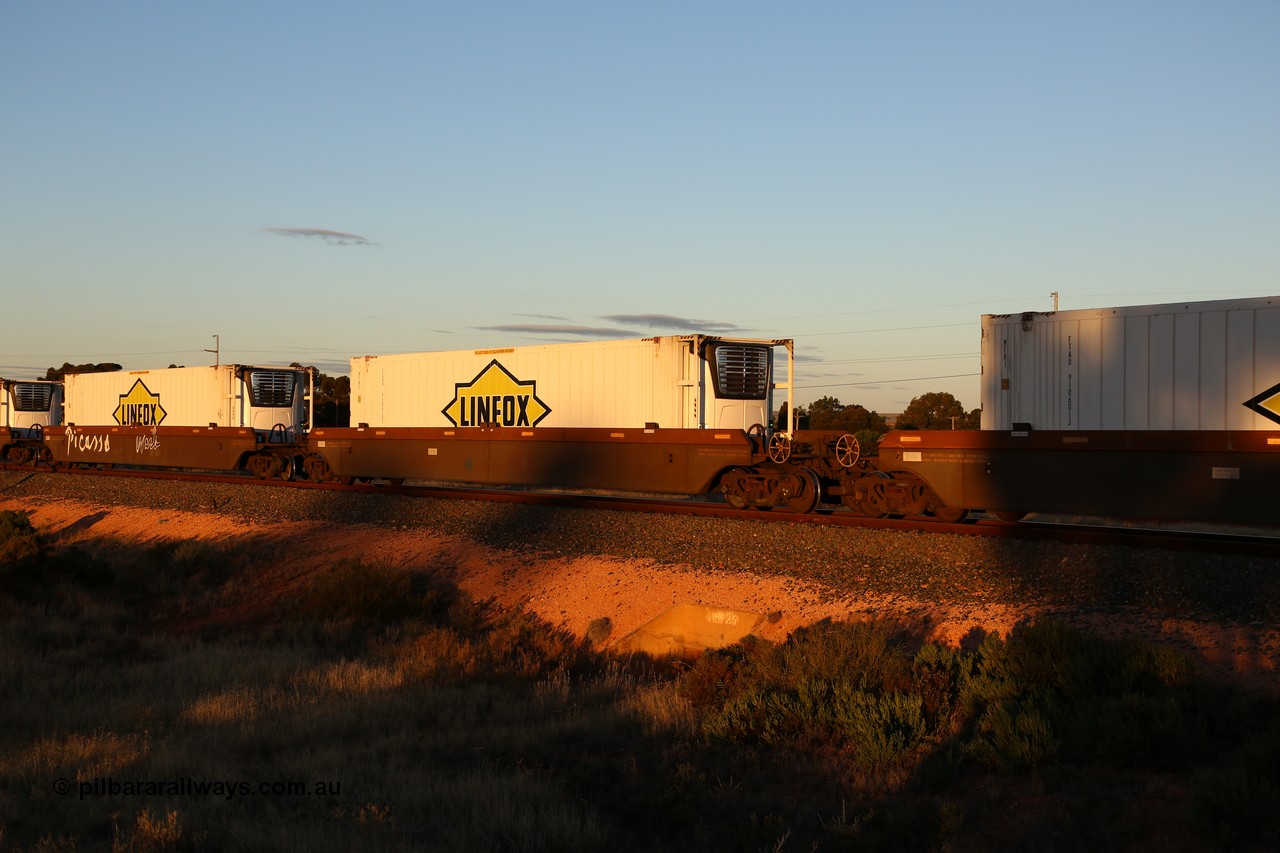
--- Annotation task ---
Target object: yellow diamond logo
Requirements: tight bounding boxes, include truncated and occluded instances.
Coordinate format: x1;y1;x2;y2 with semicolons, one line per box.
113;379;167;426
442;360;549;427
1244;382;1280;426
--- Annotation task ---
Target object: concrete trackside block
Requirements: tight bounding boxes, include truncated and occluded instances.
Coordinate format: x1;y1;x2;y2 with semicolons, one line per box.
614;603;764;659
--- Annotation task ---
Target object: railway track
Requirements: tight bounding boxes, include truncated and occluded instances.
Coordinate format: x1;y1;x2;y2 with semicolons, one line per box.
6;461;1278;558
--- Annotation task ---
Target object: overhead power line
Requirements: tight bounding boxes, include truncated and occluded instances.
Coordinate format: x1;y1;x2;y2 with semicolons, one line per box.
796;322;975;339
809;352;976;366
798;372;981;390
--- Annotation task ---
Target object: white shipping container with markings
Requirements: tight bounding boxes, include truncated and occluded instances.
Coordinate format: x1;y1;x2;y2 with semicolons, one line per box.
63;365;310;434
349;335;789;432
980;295;1280;431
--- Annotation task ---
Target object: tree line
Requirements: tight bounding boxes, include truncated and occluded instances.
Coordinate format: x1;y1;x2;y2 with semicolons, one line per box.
780;391;981;437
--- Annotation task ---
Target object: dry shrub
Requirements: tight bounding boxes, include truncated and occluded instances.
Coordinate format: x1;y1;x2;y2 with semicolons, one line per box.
677;636;771;710
779;619;911;692
307;658;405;695
617;681;699;737
112;809;185;853
956;620;1225;772
381;626;482;685
4;730;150;780
0;509;44;571
685;620;930;765
304;559;457;624
480;607;591;680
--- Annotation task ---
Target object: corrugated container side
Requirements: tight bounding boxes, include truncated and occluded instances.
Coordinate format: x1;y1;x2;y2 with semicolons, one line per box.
1254;307;1280;427
981;296;1280;431
1121;314;1149;428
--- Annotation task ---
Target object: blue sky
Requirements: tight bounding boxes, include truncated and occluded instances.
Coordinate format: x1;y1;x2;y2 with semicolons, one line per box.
3;2;1277;413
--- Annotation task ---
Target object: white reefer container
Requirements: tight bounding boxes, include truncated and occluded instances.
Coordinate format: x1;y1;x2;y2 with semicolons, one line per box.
1;379;63;436
350;335;791;432
981;295;1280;431
63;365;311;435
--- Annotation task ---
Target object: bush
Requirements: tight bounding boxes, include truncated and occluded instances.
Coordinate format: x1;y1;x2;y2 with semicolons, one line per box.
780;620;910;693
0;509;114;595
958;620;1212;770
690;620;934;765
0;509;46;575
305;559;457;624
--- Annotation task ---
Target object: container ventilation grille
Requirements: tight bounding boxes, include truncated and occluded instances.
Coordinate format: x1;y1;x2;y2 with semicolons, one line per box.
249;371;296;408
12;383;54;412
714;346;770;399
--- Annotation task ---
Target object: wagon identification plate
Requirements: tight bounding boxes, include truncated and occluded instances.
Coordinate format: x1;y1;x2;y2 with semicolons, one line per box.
442;360;550;428
113;379;168;426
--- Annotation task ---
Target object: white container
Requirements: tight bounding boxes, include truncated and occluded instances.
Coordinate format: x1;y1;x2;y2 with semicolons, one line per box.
981;295;1280;431
63;365;311;434
350;335;791;431
1;379;63;436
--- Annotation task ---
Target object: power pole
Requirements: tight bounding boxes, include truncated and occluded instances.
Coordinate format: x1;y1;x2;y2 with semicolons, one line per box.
1050;291;1059;311
204;335;220;366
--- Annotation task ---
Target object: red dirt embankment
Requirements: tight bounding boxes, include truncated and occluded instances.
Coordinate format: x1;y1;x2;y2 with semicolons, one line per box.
6;497;1279;695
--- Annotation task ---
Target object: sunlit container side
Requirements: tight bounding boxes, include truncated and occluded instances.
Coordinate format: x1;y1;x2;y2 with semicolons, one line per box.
62;365;310;435
981;295;1280;432
349;335;789;432
48;365;313;476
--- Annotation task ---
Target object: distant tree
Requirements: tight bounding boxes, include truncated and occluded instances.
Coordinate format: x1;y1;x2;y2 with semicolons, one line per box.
802;395;888;433
844;403;888;434
292;365;350;427
853;428;882;457
804;396;844;428
43;362;122;381
897;391;974;430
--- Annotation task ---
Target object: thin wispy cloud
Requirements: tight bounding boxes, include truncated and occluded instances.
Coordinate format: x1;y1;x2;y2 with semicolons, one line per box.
476;324;638;338
479;315;752;340
602;314;742;332
264;227;377;247
515;313;574;322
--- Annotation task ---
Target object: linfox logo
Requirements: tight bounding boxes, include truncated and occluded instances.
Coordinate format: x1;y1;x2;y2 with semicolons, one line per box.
442;360;549;427
113;379;168;427
1245;381;1280;427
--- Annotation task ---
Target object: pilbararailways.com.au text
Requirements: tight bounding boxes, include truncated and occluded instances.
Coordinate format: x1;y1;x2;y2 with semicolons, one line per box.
54;776;341;801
